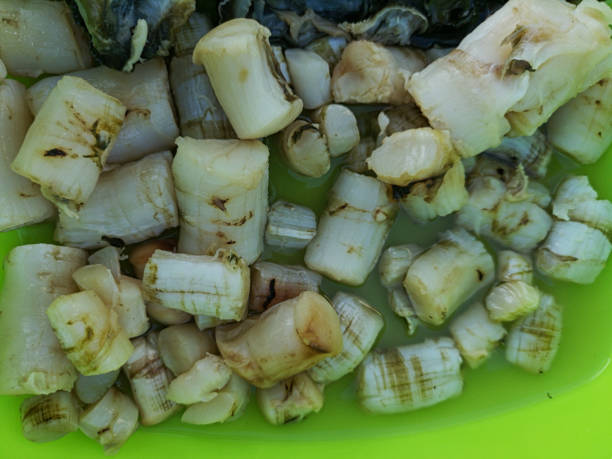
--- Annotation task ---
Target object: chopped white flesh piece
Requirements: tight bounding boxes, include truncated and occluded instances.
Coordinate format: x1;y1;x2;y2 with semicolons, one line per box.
143;249;249;320
358;338;463;413
146;303;192;326
116;276;150;338
265;201;317;250
158;323;218;376
312;104;360;157
0;244;86;395
536;221;611;284
249;262;322;313
403;228;494;326
47;291;134;376
449;302;506;368
332;41;426;105
285;49;331;109
55;152;179;249
367;128;456;186
216;291;343;388
378;244;424;288
305;170;397;286
387;288;419;336
21;391;79;443
193;18;303;139
167;354;232;404
497;250;533;283
72;264;120;308
280;120;331;178
173;137;268;263
485;131;552;179
257;373;324;425
74;370;119;405
0;0;92;77
88;247;121;281
506;294;562;374
308;293;383;384
12;76;125;215
485;281;541;322
552;175;612;233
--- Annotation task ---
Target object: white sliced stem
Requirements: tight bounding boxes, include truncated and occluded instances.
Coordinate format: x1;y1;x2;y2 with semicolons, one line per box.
378;244;424;288
167;354;232;404
285;48;331;109
116;276;150;338
281;120;331;178
265;200;317;250
74;370;120;405
21;391;79;443
485;281;541;322
497;250;533;283
158;323;218;376
387;288;419;336
72;264;120;308
311;104;360;157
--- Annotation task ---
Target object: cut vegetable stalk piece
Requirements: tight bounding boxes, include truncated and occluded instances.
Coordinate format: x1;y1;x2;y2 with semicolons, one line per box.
0;79;55;232
485;281;541;322
552;176;612;234
311;104;360;157
0;0;92;77
79;387;139;455
116;276;150;338
485;131;552;179
28;59;179;164
55;152;179;249
143;249;249;320
403;228;494;326
285;49;332;109
378;244;424;288
250;262;322;313
387;288;419;336
193;18;303;139
449;302;506;368
12;76;125;215
167;354;232;404
308;293;383;384
216;291;342;388
129;239;177;279
506;294;562;374
305;170;397;286
397;160;468;222
47;290;134;376
0;244;86;395
21;391;79;443
547;78;612;164
257;373;324;425
367;128;456;186
181;373;250;425
123;334;179;426
265;201;317;250
72;264;120;308
536;221;611;284
74;370;120;405
88;247;121;281
331;41;425;105
158;323;218;376
497;250;533;283
173;137;268;263
358;338;463;414
280;121;331;178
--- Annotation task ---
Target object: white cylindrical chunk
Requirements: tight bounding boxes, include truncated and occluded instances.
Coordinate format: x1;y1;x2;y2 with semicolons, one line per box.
257;373;324;425
181;373;250;425
308;293;384;384
485;130;552;179
497;250;533;283
449;302;507;368
403;228;495;326
485;281;541;322
173;137;268;263
249;262;322;313
79;387;139;455
367;128;456;186
193;18;303;139
305;170;397;286
332;41;425;105
72;264;120;308
547;78;612;164
116;276;150;338
506;294;562;374
536;221;612;284
378;244;424;288
216;291;343;388
357;338;463;414
158;323;218;376
28;59;179;164
55;151;179;249
0;79;54;232
280;120;331;178
285;49;331;109
74;370;119;405
312;104;360;157
123;334;179;426
167;354;232;404
0;244;86;395
11;76;125;214
88;247;121;281
0;0;92;77
142;249;250;320
46;291;134;376
265;200;317;250
552;175;612;234
20;391;79;443
387;287;419;336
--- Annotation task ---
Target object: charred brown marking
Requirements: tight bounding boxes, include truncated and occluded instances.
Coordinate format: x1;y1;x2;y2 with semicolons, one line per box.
328;203;348;216
44;148;67;157
211;197;228;212
1;17;17;27
261;279;277;310
476;269;484;281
